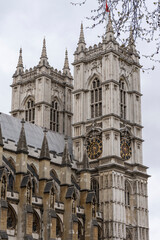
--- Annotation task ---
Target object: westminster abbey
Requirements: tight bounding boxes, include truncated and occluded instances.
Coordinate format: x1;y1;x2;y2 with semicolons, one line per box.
0;16;149;240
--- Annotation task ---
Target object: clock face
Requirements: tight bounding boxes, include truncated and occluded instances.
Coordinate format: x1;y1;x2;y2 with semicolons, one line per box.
87;137;102;159
120;139;132;160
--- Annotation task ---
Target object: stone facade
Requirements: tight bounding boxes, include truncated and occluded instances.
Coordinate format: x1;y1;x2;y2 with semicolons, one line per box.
0;17;149;240
11;40;73;136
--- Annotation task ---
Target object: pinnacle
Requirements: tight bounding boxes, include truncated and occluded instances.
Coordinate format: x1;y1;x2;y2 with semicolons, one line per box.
17;48;24;68
128;27;135;46
40;128;50;160
41;38;48;59
106;12;114;33
17;119;28;154
0;124;3;147
62;136;71;167
63;49;70;71
78;23;85;44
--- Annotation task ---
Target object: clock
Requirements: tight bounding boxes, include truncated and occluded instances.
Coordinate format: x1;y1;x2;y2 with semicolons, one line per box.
87;137;102;159
120;139;132;160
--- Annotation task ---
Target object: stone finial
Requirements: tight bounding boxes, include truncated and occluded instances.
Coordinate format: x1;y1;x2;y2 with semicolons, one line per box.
63;49;70;70
40;128;50;160
41;38;48;59
82;145;89;170
78;23;86;44
17;119;28;153
17;48;24;68
0;124;4;147
128;27;137;52
62;136;71;166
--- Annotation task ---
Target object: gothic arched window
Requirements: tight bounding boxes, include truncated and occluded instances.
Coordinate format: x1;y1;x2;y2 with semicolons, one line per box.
1;176;7;200
72;192;76;214
7;205;17;230
56;215;63;238
91;178;99;205
120;80;127;119
32;210;40;234
50;100;59;132
8;173;14;192
91;78;102;118
78;220;83;240
50;187;55;209
25;99;35;123
125;182;131;206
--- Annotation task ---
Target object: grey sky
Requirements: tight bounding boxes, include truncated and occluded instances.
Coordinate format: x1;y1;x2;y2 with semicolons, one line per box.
0;0;159;239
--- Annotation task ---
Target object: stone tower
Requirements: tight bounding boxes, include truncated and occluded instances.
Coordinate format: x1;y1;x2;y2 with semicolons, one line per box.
73;19;149;240
11;39;73;136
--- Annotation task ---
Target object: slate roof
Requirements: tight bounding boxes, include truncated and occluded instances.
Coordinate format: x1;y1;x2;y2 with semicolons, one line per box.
0;113;73;156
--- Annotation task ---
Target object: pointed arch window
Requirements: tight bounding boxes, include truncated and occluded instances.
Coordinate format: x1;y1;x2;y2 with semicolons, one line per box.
91;178;99;205
56;215;63;238
50;100;59;132
120;80;127;119
1;176;7;200
7;205;17;230
32;210;40;234
91;78;102;118
25;99;35;123
125;182;130;206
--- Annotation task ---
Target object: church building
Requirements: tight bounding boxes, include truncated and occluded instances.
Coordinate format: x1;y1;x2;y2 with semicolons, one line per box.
0;16;149;240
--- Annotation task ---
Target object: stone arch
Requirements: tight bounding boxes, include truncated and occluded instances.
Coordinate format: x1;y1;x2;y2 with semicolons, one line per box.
51;96;63;111
0;170;8;200
32;209;40;234
56;214;63;238
21;95;35;108
86;72;102;89
78;219;83;240
8;157;16;172
23;95;35;123
7;204;17;231
30;163;38;176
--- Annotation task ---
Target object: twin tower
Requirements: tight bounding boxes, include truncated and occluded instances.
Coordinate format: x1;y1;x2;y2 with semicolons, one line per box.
10;16;149;240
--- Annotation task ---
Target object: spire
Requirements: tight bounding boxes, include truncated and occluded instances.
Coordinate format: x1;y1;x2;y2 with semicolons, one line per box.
0;124;3;147
41;38;48;59
78;23;86;44
17;119;28;154
40;128;50;160
62;137;71;167
63;49;70;70
82;146;89;170
63;49;71;76
17;48;24;68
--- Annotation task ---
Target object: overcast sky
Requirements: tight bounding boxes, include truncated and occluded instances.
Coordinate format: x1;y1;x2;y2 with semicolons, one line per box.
0;0;159;239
